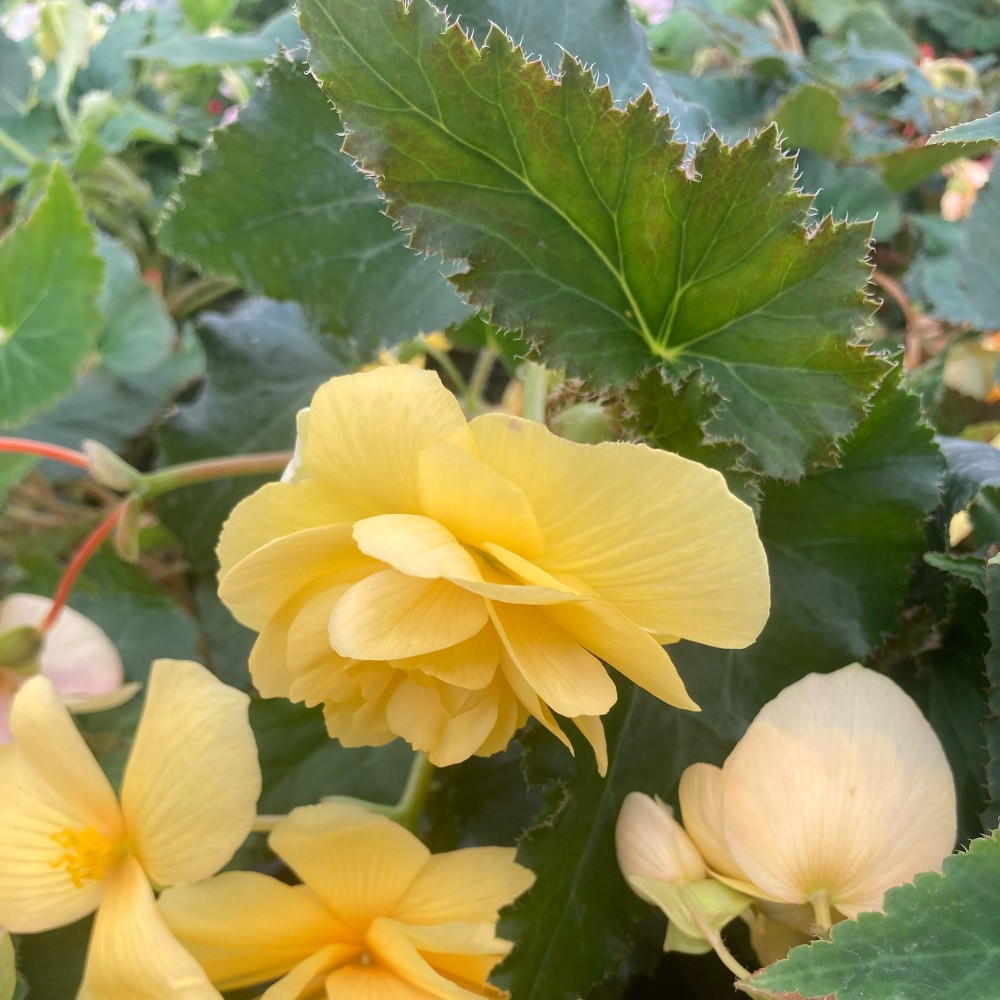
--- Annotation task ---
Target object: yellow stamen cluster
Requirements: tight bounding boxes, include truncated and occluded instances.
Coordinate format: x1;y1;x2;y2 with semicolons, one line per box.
50;827;121;888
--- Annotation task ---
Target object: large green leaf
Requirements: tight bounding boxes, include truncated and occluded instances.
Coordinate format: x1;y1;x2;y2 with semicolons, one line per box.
160;59;467;351
0;166;104;427
449;0;707;140
930;111;1000;146
156;299;350;575
750;832;1000;999
302;0;885;480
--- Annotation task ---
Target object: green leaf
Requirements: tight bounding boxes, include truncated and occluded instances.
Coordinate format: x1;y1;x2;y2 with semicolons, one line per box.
751;832;1000;999
302;0;884;479
930;111;1000;146
130;10;304;69
0;32;31;119
16;917;92;1000
160;59;467;351
876;141;997;193
985;562;1000;830
925;163;1000;330
96;233;175;376
0;931;15;1000
0;107;60;195
156;299;351;575
448;0;708;141
923;551;987;587
0;165;104;427
771;83;850;159
937;435;1000;515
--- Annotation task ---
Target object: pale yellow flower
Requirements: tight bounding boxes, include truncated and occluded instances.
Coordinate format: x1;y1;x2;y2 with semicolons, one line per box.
217;366;769;772
615;791;749;955
0;659;261;998
0;593;140;742
159;801;535;1000
679;664;956;930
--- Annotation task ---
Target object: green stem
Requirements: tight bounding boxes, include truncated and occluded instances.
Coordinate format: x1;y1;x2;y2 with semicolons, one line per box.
464;347;499;414
521;362;551;424
0;127;38;168
138;452;292;498
692;910;753;981
422;341;469;398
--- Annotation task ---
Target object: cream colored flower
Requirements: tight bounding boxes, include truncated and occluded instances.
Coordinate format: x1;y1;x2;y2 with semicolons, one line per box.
159;801;534;1000
0;593;139;742
615;792;749;955
217;366;769;772
679;664;956;929
0;659;261;998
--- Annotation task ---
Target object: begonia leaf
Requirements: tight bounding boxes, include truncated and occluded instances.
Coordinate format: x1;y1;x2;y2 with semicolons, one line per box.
750;832;1000;999
929;111;1000;146
301;0;885;480
0;166;104;427
159;59;468;352
984;562;1000;831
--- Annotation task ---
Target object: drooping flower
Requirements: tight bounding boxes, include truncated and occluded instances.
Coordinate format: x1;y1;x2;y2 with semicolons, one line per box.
615;791;749;955
217;366;769;772
0;659;261;998
679;664;956;930
0;593;139;743
159;801;535;999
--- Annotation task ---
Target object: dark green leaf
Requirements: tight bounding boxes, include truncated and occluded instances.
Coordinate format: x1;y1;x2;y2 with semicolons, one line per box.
930;111;1000;146
16;917;92;1000
0;931;14;1000
0;32;31;119
160;59;467;351
797;153;901;241
156;299;351;575
0;165;104;427
876;141;997;193
923;551;987;587
751;832;1000;999
985;563;1000;831
937;435;1000;515
302;0;884;479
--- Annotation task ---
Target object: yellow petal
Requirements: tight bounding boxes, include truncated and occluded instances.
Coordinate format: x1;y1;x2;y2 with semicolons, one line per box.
353;514;481;580
393;847;535;925
488;602;617;718
474;676;526;758
217;480;363;578
482;547;697;711
417;441;544;557
743;908;812;967
219;524;371;630
367;918;503;999
8;676;121;835
78;856;219;999
385;678;500;767
471;414;770;648
0;594;124;698
615;792;706;893
121;660;261;886
322;964;441;1000
722;664;956;913
159;872;357;991
497;652;572;753
572;715;608;776
255;944;350;1000
65;682;142;715
0;750;106;932
269;803;430;933
390;627;500;690
302;367;475;515
678;764;745;880
329;571;488;661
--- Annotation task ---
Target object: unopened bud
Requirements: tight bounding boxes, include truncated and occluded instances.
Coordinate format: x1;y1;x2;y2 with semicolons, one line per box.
83;440;140;492
0;625;43;675
550;401;617;444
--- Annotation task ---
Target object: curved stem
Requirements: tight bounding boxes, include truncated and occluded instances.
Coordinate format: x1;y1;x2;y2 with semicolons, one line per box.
0;437;89;469
39;504;126;633
691;910;753;981
521;362;551;424
139;452;292;498
422;341;469;398
393;753;435;831
464;347;499;414
770;0;804;57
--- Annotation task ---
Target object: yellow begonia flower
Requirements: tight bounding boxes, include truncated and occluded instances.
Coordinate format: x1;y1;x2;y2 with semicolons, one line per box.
0;659;261;999
679;664;956;929
159;801;535;999
217;366;770;773
0;593;140;742
615;792;750;956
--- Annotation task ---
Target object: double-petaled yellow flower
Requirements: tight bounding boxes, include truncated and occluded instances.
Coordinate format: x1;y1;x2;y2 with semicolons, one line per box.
0;659;261;998
217;366;769;772
159;801;535;999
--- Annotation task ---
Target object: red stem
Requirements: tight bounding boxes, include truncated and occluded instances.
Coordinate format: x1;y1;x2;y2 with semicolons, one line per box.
0;437;89;469
40;505;126;633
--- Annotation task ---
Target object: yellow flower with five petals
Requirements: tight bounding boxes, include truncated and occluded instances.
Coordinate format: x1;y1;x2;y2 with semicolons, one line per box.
217;365;770;772
159;801;535;999
0;659;261;998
